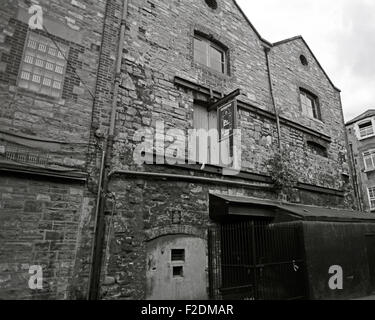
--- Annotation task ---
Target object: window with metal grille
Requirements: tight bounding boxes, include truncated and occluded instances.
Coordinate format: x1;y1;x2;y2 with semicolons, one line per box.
193;34;227;74
368;187;375;210
171;249;185;262
359;121;375;139
18;32;68;98
364;150;375;171
300;89;321;121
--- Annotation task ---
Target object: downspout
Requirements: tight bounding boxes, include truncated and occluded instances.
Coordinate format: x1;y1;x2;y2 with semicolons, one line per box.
88;0;129;300
264;46;282;149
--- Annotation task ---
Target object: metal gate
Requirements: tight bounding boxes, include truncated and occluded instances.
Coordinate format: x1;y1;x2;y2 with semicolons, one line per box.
208;219;308;300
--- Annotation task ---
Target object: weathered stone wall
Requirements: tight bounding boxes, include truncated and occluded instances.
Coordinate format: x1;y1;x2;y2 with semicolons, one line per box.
0;0;106;300
101;0;356;300
0;174;94;300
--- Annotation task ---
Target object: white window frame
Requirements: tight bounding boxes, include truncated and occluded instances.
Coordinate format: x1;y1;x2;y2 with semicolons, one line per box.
356;118;375;140
363;149;375;172
368;187;375;211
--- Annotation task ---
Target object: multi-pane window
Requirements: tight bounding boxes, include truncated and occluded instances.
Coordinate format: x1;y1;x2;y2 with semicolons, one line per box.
368;187;375;210
18;32;68;98
300;89;321;121
193;35;226;74
364;150;375;171
358;121;375;139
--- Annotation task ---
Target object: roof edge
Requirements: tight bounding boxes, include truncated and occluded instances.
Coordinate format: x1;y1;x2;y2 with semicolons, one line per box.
271;35;341;92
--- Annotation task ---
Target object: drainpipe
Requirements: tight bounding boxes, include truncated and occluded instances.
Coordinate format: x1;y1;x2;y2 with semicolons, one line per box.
88;0;129;300
264;46;282;150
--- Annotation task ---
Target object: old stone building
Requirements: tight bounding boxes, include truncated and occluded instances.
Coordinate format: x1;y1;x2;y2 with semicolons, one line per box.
346;110;375;213
1;0;374;301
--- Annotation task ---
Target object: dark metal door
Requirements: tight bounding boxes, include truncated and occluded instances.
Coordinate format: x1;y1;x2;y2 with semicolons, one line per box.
366;235;375;292
209;220;308;300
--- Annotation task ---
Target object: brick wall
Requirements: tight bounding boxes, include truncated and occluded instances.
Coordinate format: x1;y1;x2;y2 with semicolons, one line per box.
0;0;106;300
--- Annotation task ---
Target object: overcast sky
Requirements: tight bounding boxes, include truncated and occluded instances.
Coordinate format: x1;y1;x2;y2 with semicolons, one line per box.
236;0;375;122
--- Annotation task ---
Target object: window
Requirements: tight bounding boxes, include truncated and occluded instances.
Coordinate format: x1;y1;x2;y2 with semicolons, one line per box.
173;266;184;278
300;55;308;66
205;0;218;9
193;35;226;74
18;32;68;98
300;89;321;121
359;121;375;139
171;249;185;262
307;141;328;158
364;150;375;171
368;187;375;210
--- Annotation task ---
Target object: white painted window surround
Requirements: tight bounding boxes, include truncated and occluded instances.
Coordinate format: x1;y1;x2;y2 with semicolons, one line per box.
355;118;375;141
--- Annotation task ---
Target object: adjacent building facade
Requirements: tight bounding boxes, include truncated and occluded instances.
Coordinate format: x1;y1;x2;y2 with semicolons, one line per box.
1;0;374;301
346;110;375;213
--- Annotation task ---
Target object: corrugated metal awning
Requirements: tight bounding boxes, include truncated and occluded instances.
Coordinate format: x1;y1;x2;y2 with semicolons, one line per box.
209;194;375;223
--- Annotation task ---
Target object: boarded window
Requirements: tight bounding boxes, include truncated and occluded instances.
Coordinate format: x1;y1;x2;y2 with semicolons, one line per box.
193;104;220;165
18;32;68;98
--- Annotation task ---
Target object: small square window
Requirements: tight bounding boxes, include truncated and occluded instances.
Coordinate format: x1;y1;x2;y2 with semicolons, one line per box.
32;74;41;83
25;55;34;64
38;43;47;52
171;249;185;262
46;62;54;71
48;47;57;56
173;266;184;278
20;71;30;80
28;40;37;49
43;77;52;87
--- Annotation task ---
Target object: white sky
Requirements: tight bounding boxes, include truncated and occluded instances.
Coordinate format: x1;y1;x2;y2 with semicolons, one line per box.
236;0;375;122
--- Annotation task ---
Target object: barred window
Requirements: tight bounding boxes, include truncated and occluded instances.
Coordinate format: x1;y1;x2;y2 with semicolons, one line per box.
18;32;68;98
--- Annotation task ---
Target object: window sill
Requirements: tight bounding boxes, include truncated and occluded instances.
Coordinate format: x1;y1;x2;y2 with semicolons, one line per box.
193;62;231;79
358;134;375;141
